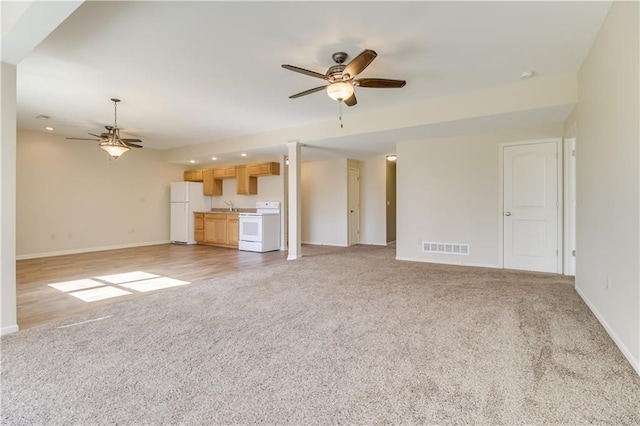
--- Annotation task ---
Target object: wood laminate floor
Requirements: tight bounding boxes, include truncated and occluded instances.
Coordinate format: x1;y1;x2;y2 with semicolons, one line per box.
16;243;342;330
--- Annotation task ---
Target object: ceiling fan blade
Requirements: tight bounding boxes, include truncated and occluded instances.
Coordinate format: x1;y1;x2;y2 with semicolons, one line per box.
355;78;406;88
344;93;357;107
88;132;103;138
123;142;143;148
289;85;327;99
282;64;327;80
67;137;101;141
121;138;143;143
343;49;377;79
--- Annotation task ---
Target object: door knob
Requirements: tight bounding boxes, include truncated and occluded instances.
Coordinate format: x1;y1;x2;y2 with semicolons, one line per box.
505;211;512;216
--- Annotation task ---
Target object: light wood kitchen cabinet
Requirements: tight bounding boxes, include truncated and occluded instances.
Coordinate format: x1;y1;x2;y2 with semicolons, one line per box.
236;165;257;195
199;212;239;248
213;166;236;179
194;213;204;243
204;213;228;245
227;215;239;247
248;162;280;176
183;169;203;182
203;169;223;196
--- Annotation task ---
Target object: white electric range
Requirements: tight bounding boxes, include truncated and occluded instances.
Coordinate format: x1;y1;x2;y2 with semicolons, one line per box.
238;201;281;252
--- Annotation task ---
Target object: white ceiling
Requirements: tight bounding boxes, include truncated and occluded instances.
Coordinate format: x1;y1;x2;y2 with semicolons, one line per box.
14;1;611;159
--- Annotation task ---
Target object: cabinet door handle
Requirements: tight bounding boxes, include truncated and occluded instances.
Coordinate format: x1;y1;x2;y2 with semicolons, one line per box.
505;211;512;216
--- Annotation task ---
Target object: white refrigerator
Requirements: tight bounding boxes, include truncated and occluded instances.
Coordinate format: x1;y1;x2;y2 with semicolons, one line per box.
170;182;210;244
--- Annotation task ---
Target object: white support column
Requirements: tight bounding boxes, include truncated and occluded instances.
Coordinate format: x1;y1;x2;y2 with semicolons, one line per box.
1;62;18;335
287;141;302;260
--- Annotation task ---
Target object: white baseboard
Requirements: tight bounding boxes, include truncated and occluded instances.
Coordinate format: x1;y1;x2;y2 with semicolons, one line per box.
301;241;348;247
395;256;500;269
575;286;640;377
1;325;19;336
16;240;170;260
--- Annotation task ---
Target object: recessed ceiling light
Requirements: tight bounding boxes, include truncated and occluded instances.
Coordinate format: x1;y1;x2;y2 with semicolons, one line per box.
211;157;217;161
241;153;247;157
520;71;535;79
36;115;50;120
386;154;397;162
189;160;195;164
45;126;54;131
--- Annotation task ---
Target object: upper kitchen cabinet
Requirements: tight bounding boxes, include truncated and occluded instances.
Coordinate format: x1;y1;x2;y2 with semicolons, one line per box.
236;165;257;195
203;169;223;196
248;162;280;176
183;169;203;182
213;166;236;179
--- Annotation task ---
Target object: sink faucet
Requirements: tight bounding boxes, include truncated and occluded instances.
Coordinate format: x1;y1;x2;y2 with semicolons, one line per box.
223;201;234;212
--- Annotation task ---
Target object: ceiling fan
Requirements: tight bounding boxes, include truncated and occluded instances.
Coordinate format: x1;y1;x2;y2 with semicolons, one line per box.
67;98;142;158
282;49;406;107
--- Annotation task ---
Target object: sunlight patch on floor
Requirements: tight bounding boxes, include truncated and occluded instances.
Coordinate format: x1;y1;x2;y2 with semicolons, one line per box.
47;271;192;302
68;286;132;302
48;279;104;292
96;271;160;284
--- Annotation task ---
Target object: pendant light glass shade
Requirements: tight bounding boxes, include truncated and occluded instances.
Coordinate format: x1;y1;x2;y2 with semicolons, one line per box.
100;141;130;158
326;81;354;101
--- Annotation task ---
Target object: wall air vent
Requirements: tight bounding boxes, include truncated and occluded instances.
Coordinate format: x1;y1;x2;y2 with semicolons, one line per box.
422;241;470;255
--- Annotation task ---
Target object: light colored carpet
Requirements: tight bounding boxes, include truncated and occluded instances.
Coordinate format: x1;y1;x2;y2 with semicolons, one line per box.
2;245;639;424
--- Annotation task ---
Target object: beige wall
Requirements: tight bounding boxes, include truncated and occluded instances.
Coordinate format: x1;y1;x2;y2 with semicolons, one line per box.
396;124;563;267
573;1;639;373
17;130;184;258
360;156;388;245
301;158;348;246
215;172;284;210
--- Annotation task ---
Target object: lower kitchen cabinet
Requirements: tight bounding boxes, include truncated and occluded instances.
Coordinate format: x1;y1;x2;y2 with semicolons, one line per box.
199;213;239;248
194;213;204;243
204;214;227;245
227;215;239;248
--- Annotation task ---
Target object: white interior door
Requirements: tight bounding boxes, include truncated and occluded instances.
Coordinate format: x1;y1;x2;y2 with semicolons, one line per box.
503;141;559;273
348;168;360;246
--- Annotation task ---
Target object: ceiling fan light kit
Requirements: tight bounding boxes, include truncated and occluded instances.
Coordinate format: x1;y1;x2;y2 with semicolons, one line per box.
326;81;354;102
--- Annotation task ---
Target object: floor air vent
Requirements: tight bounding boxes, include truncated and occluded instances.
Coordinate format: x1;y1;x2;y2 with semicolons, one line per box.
422;241;470;255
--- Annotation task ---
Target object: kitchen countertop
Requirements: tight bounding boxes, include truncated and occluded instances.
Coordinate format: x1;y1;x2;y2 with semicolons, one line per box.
195;208;257;214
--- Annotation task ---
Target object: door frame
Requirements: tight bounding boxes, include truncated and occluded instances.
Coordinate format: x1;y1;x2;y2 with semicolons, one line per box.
348;167;360;246
563;133;577;276
497;138;563;273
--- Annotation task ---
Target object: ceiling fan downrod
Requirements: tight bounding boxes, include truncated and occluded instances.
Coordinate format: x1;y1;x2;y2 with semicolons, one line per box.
111;98;120;129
